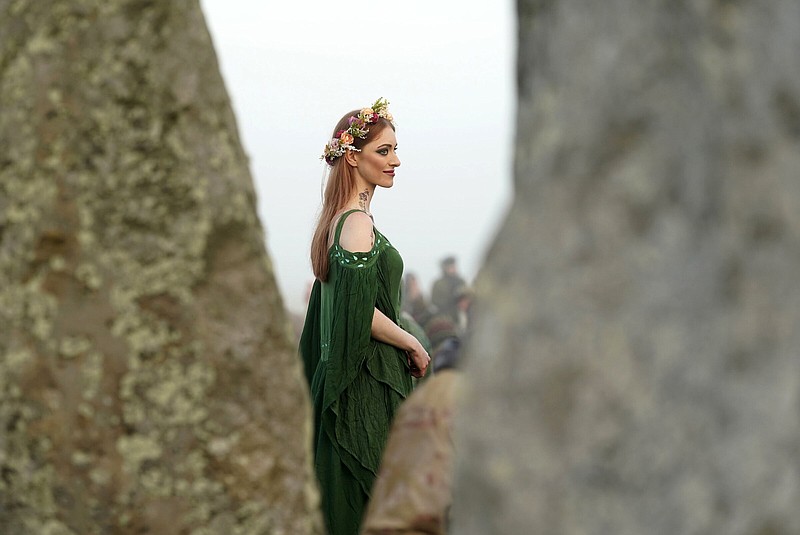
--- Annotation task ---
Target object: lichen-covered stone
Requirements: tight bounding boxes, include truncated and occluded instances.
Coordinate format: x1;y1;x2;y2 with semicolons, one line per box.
453;1;800;534
0;1;321;532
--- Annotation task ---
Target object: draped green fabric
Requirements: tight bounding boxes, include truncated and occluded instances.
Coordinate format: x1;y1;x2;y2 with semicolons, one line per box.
299;210;413;535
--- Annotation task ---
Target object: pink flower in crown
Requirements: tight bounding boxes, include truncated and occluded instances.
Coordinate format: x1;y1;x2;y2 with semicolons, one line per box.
339;132;354;145
350;118;367;136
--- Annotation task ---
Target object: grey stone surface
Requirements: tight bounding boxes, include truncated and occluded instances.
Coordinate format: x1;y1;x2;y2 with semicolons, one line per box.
0;1;321;533
452;1;800;533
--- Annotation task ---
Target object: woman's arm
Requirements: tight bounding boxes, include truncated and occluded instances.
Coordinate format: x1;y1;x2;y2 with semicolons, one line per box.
337;212;429;376
372;308;430;378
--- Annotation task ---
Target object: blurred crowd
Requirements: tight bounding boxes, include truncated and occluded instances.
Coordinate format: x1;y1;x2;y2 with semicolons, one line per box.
400;255;474;357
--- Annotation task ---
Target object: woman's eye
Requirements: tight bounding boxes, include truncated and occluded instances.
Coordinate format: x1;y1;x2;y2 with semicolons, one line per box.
378;149;389;155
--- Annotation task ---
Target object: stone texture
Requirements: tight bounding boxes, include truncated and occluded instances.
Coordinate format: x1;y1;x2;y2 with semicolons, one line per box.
0;1;321;533
452;1;800;533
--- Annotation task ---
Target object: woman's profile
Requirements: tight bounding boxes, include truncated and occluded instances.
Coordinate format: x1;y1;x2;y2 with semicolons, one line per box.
299;98;430;534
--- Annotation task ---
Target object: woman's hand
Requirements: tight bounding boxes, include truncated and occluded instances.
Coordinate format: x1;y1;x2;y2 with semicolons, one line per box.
371;308;431;377
406;338;430;378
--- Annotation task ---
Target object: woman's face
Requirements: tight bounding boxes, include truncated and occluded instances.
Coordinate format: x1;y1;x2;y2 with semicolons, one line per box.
353;127;401;188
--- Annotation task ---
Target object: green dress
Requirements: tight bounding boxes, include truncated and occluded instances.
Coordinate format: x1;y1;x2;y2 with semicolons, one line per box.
299;210;414;535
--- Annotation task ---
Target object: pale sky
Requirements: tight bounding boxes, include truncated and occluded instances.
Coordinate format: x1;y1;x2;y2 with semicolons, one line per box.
199;1;515;313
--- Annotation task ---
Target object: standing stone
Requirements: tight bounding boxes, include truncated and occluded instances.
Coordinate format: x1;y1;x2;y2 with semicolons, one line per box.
0;1;321;533
453;1;800;534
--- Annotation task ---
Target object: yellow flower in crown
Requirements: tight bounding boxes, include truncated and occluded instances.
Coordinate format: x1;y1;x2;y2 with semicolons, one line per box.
339;132;354;145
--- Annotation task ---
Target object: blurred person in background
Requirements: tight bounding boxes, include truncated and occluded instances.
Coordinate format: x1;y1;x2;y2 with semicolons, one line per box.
454;284;474;338
401;272;432;324
430;255;466;323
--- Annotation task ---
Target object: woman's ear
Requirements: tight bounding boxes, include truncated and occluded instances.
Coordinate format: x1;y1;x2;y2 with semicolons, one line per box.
344;149;358;167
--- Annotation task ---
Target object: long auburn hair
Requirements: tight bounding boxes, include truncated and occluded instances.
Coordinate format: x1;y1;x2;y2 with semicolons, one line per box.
311;110;395;281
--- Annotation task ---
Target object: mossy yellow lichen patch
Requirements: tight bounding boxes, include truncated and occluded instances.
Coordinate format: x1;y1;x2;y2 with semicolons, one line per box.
58;335;91;359
140;359;215;426
74;263;102;290
116;434;163;474
80;351;103;400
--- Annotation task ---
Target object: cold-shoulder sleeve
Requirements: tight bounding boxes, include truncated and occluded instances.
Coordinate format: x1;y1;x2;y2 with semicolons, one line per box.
316;244;414;498
320;245;384;413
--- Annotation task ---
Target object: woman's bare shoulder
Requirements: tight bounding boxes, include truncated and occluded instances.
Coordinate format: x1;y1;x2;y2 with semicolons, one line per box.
337;211;374;252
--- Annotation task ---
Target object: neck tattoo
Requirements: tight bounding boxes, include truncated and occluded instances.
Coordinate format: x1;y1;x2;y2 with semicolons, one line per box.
358;190;370;213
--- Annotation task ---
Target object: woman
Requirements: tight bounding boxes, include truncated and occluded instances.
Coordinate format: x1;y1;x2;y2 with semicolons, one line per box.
299;98;431;534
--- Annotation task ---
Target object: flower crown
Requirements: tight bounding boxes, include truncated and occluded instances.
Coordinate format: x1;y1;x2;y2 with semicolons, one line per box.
321;97;394;165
